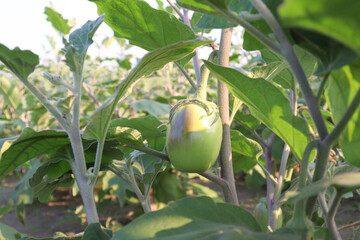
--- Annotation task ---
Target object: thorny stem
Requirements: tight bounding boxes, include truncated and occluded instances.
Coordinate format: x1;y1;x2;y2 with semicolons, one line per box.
217;28;239;205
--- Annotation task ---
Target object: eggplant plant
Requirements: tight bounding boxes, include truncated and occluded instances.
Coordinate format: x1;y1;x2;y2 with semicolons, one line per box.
0;0;360;239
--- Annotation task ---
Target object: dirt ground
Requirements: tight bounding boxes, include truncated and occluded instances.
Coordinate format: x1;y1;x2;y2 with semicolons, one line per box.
0;175;359;239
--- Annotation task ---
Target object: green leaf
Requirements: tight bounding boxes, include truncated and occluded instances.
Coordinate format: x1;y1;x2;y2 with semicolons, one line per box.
290;29;358;75
195;0;251;29
0;76;21;109
90;0;195;51
0;222;23;240
0;44;39;82
109;115;167;151
82;223;111;240
324;60;360;167
153;171;186;204
254;46;316;89
113;196;300;239
107;127;145;147
0;128;70;178
176;0;230;15
0;206;13;218
44;7;72;35
286;172;360;203
33;174;74;203
279;0;360;55
62;15;104;72
204;61;310;160
83;40;209;142
112;196;262;239
131;100;171;116
102;171;132;207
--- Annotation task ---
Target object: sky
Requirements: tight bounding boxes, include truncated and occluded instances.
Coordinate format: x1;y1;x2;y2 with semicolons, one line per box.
0;0;159;61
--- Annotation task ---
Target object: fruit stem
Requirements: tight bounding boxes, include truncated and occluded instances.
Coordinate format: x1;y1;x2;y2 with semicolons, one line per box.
196;50;218;100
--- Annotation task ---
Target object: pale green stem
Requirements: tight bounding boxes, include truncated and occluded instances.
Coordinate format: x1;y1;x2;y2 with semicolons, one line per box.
196;50;218;100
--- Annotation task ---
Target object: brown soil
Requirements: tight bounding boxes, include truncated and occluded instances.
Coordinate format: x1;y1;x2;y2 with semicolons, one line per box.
0;175;359;239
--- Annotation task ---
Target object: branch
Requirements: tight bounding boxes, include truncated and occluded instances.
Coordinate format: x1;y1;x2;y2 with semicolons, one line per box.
174;62;197;90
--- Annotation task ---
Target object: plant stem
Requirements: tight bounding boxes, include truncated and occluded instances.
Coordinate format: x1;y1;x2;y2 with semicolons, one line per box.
120;143;169;160
68;132;99;223
90;140;105;188
196;50;218;100
199;171;234;202
217;28;239;205
127;161;152;213
174;62;197;90
22;81;69;130
265;133;275;232
182;8;201;85
326;189;343;240
316;73;330;105
166;0;184;19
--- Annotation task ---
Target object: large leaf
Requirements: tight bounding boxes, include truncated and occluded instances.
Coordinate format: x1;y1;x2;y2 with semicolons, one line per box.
131;100;170;116
286;172;360;203
83;40;210;142
0;128;70;178
62;15;104;72
279;0;360;55
113;196;299;240
204;61;310;160
44;7;72;35
324;60;360;167
90;0;195;51
0;44;39;82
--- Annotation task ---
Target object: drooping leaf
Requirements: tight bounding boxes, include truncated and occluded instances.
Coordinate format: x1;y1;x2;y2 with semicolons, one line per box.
0;128;70;178
286;172;360;203
90;0;195;51
0;44;39;82
62;15;104;72
44;7;72;35
204;61;310;160
83;40;210;142
112;196;300;240
324;59;360;167
279;0;360;55
153;170;186;204
102;171;132;207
